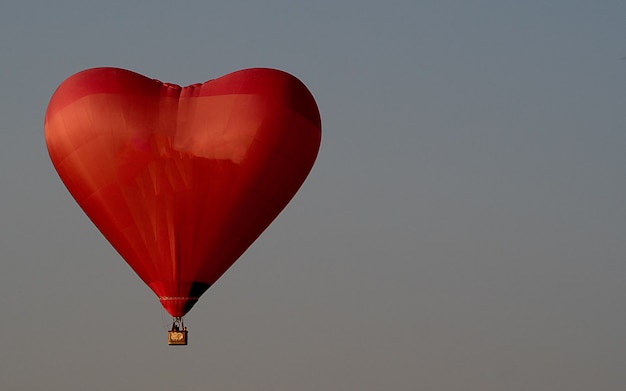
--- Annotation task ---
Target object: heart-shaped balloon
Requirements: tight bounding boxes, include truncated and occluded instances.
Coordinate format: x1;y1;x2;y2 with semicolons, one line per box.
45;67;321;317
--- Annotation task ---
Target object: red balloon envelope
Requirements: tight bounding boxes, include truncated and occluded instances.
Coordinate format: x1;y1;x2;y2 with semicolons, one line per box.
44;67;321;317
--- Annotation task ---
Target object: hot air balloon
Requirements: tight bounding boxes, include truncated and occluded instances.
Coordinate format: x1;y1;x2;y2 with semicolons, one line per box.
44;67;321;345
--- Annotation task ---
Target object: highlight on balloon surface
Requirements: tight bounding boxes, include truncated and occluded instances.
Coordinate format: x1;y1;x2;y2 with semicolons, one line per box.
44;67;321;345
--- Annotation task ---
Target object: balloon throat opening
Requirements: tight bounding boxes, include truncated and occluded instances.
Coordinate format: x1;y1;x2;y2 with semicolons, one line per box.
167;317;188;346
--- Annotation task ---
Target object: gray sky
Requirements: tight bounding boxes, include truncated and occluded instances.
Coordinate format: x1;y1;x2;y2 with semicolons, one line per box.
2;1;626;389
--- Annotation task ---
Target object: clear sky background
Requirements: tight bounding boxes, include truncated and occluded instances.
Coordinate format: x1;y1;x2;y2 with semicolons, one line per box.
1;1;625;390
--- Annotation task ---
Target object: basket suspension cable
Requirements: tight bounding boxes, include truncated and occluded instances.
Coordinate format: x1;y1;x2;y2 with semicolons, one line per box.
171;316;186;331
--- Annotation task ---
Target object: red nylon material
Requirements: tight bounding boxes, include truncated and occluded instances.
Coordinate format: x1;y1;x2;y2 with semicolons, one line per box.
45;67;321;317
